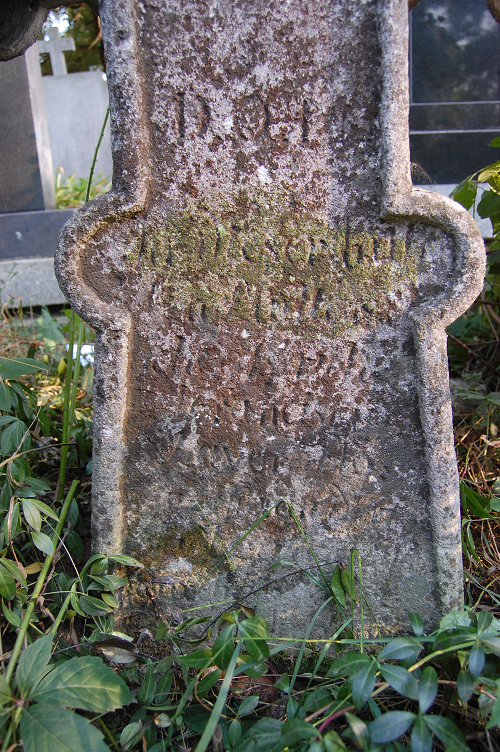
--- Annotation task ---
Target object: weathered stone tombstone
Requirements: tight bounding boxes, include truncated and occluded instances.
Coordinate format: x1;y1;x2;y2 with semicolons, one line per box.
53;0;485;633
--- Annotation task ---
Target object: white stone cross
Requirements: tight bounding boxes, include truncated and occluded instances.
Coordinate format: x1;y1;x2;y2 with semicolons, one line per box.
36;27;76;77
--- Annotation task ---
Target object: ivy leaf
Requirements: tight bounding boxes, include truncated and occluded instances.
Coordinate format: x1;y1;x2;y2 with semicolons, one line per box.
352;659;377;709
212;624;235;670
418;666;438;713
378;636;423;662
411;715;433;752
369;710;416;744
379;664;419;700
30;656;133;712
423;715;470;751
20;703;109;752
17;634;53;695
238;616;270;663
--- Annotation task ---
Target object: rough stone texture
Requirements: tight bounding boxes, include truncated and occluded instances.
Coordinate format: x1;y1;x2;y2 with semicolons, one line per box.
55;0;485;634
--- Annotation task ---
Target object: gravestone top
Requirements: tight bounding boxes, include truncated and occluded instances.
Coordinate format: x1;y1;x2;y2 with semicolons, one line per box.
37;27;75;77
54;0;484;634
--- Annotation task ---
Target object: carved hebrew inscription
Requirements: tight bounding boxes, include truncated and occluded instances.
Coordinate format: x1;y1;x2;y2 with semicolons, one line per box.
128;196;417;336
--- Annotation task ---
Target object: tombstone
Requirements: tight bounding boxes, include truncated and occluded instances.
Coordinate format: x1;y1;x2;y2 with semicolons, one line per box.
37;26;76;77
54;0;486;633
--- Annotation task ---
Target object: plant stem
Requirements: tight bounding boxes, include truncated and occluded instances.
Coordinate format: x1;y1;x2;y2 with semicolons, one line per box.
85;107;109;204
5;480;79;685
49;592;72;636
56;312;76;501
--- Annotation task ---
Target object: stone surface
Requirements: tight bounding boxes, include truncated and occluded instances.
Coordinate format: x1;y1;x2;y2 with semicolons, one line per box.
0;257;66;307
0;47;55;212
37;27;75;77
0;209;73;260
43;71;112;179
56;0;485;634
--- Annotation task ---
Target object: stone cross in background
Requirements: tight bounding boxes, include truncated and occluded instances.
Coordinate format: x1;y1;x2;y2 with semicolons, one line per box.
37;27;75;77
54;0;484;634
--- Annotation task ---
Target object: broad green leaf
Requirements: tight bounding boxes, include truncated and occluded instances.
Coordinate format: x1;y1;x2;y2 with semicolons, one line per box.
326;652;371;678
478;190;500;219
22;499;42;532
24;477;51;494
177;648;213;668
469;644;485;678
100;592;120;609
411;715;432;752
491;137;500;147
90;557;109;575
20;703;109;752
323;730;348;751
138;660;157;705
196;669;221;698
78;594;113;616
233;717;283;752
352;659;377;709
340;568;357;602
330;565;346;608
345;712;370;748
451;180;477;210
229;720;243;746
423;715;470;751
0;558;27;588
1;418;28;457
0;674;12;707
26;497;59;521
238;615;270;663
457;670;474;705
238;695;259;717
120;722;142;750
281;718;319;746
430;627;475;653
238;659;268;678
303;687;334;713
0;356;48;380
379;664;419;700
477;611;494;634
477;162;500;182
212;624;235;670
0;566;16;599
378;636;423;661
90;574;127;591
369;710;416;744
0;382;11;411
109;553;144;568
154;672;173;703
2;601;21;626
17;634;53;695
30;656;133;712
418;666;438;713
481;636;500;656
31;531;54;556
409;612;424;636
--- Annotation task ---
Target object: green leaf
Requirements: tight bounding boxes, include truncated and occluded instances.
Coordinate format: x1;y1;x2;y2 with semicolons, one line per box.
369;710;416;744
212;624;235;670
423;715;470;751
17;634;53;695
326;652;371;678
229;720;243;746
411;715;433;752
456;670;474;705
100;592;119;609
78;594;113;616
0;356;48;380
378;636;423;662
477;610;494;634
469;644;485;678
478;190;500;219
352;659;377;709
491;137;500;147
108;553;144;568
20;703;109;752
154;672;173;703
481;636;500;656
238;615;270;663
233;717;283;752
138;661;157;705
477;162;500;182
26;497;59;522
379;664;419;700
0;558;26;588
409;613;424;636
1;418;28;456
120;722;142;750
345;712;370;748
22;499;42;532
90;574;127;591
0;382;11;411
31;531;54;556
330;565;347;608
451;180;477;210
281;718;319;746
238;695;259;717
177;648;213;668
340;568;357;602
323;731;348;752
418;666;437;713
0;566;16;599
2;601;21;626
30;656;133;712
196;669;221;698
486;686;500;729
90;557;108;575
433;627;476;652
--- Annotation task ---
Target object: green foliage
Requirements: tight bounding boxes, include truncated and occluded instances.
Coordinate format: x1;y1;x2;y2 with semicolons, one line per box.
55;168;111;209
